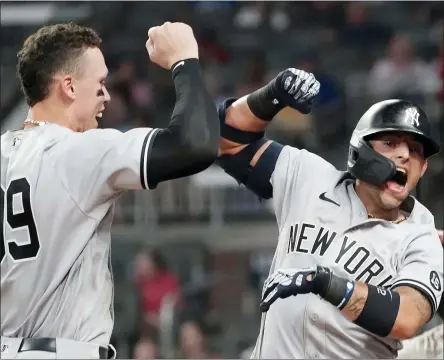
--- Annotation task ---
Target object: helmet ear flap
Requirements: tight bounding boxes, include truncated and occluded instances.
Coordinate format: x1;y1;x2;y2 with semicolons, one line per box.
347;141;397;186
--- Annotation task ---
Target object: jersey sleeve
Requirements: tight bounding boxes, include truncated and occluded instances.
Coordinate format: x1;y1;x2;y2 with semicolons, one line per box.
270;145;338;229
389;231;444;314
53;127;159;213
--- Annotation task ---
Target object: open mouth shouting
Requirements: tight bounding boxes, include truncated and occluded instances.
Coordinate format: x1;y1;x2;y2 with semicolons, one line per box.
384;167;408;197
96;109;104;121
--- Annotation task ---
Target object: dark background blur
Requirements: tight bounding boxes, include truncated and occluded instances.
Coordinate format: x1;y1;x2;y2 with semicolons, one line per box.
1;1;443;359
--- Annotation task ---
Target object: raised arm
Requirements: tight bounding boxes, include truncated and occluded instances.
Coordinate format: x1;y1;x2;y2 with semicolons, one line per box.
54;23;220;214
217;69;320;199
144;22;219;189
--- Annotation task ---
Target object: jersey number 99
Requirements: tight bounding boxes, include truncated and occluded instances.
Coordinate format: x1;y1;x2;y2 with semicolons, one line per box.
1;177;40;263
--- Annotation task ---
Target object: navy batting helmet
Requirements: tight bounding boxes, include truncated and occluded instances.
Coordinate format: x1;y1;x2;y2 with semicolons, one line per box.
347;99;440;186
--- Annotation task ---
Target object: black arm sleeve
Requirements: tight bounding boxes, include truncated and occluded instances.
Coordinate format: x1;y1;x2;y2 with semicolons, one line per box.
145;59;220;189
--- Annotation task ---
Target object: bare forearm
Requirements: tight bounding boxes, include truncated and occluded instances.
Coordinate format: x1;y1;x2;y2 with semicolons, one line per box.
225;96;270;132
220;68;319;155
220;96;273;157
341;281;368;320
393;286;433;339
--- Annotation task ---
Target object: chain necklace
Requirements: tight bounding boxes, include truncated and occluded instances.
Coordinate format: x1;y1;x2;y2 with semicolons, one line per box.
20;119;48;130
368;213;406;224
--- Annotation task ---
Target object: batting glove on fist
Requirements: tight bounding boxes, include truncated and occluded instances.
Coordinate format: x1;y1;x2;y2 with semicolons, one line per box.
260;265;318;312
259;265;355;313
272;68;320;114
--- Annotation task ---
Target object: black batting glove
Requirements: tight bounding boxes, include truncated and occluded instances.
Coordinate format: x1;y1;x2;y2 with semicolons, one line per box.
260;265;318;312
259;265;355;313
247;68;321;121
271;68;320;114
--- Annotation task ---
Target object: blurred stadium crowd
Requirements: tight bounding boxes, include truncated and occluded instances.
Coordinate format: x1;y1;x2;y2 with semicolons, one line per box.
1;1;443;359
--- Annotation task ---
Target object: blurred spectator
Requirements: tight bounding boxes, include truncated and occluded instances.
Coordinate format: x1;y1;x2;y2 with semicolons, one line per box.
367;33;440;101
190;1;236;14
108;59;154;119
177;320;220;359
309;2;346;29
434;20;444;101
133;337;159;359
239;345;255;359
269;3;291;32
234;52;267;97
340;2;391;47
233;1;267;30
99;90;129;131
197;27;230;65
110;59;137;105
133;249;183;336
297;52;343;108
297;52;346;149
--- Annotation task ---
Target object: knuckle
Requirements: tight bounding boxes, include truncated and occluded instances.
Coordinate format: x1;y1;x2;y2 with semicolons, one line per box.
148;27;159;38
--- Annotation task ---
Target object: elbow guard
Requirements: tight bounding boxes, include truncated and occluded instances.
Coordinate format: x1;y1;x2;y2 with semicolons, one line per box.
218;98;265;144
216;139;283;199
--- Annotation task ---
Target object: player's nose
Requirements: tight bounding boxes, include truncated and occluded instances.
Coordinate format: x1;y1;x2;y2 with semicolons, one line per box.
393;141;410;163
102;86;111;102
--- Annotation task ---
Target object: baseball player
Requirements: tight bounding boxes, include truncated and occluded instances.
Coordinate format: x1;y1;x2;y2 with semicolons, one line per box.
1;22;219;359
217;68;443;358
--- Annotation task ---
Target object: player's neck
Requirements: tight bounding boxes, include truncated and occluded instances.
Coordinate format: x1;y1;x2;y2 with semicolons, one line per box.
355;182;400;222
26;101;79;132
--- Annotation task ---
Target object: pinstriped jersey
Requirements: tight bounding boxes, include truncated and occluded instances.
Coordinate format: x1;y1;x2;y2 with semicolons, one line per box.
251;145;443;359
1;124;158;345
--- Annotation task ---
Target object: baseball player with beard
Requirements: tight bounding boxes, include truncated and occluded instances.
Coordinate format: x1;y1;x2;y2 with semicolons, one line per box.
216;68;443;358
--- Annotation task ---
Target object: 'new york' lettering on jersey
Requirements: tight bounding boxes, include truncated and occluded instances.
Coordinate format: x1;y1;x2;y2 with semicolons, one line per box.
286;223;394;287
251;146;443;359
1;124;157;345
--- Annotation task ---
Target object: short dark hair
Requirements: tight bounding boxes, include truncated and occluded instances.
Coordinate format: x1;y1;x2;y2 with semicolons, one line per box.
150;249;168;272
16;22;102;106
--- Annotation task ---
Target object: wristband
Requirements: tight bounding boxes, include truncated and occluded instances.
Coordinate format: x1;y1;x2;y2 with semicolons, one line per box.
313;266;354;308
337;280;355;310
246;80;285;122
171;58;200;79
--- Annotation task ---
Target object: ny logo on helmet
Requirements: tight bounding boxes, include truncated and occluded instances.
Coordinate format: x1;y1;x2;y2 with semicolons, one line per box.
406;108;420;127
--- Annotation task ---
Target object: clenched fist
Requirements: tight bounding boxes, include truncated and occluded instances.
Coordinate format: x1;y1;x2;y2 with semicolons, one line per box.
146;22;199;70
273;68;320;114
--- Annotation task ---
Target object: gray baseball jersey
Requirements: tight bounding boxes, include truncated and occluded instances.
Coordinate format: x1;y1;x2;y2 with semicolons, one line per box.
250;146;443;359
1;124;158;346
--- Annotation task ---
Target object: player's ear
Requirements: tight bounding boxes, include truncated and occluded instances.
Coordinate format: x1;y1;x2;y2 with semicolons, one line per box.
420;159;427;177
60;75;76;101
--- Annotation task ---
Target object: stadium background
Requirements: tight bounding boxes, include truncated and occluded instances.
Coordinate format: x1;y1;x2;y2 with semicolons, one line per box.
1;1;443;359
